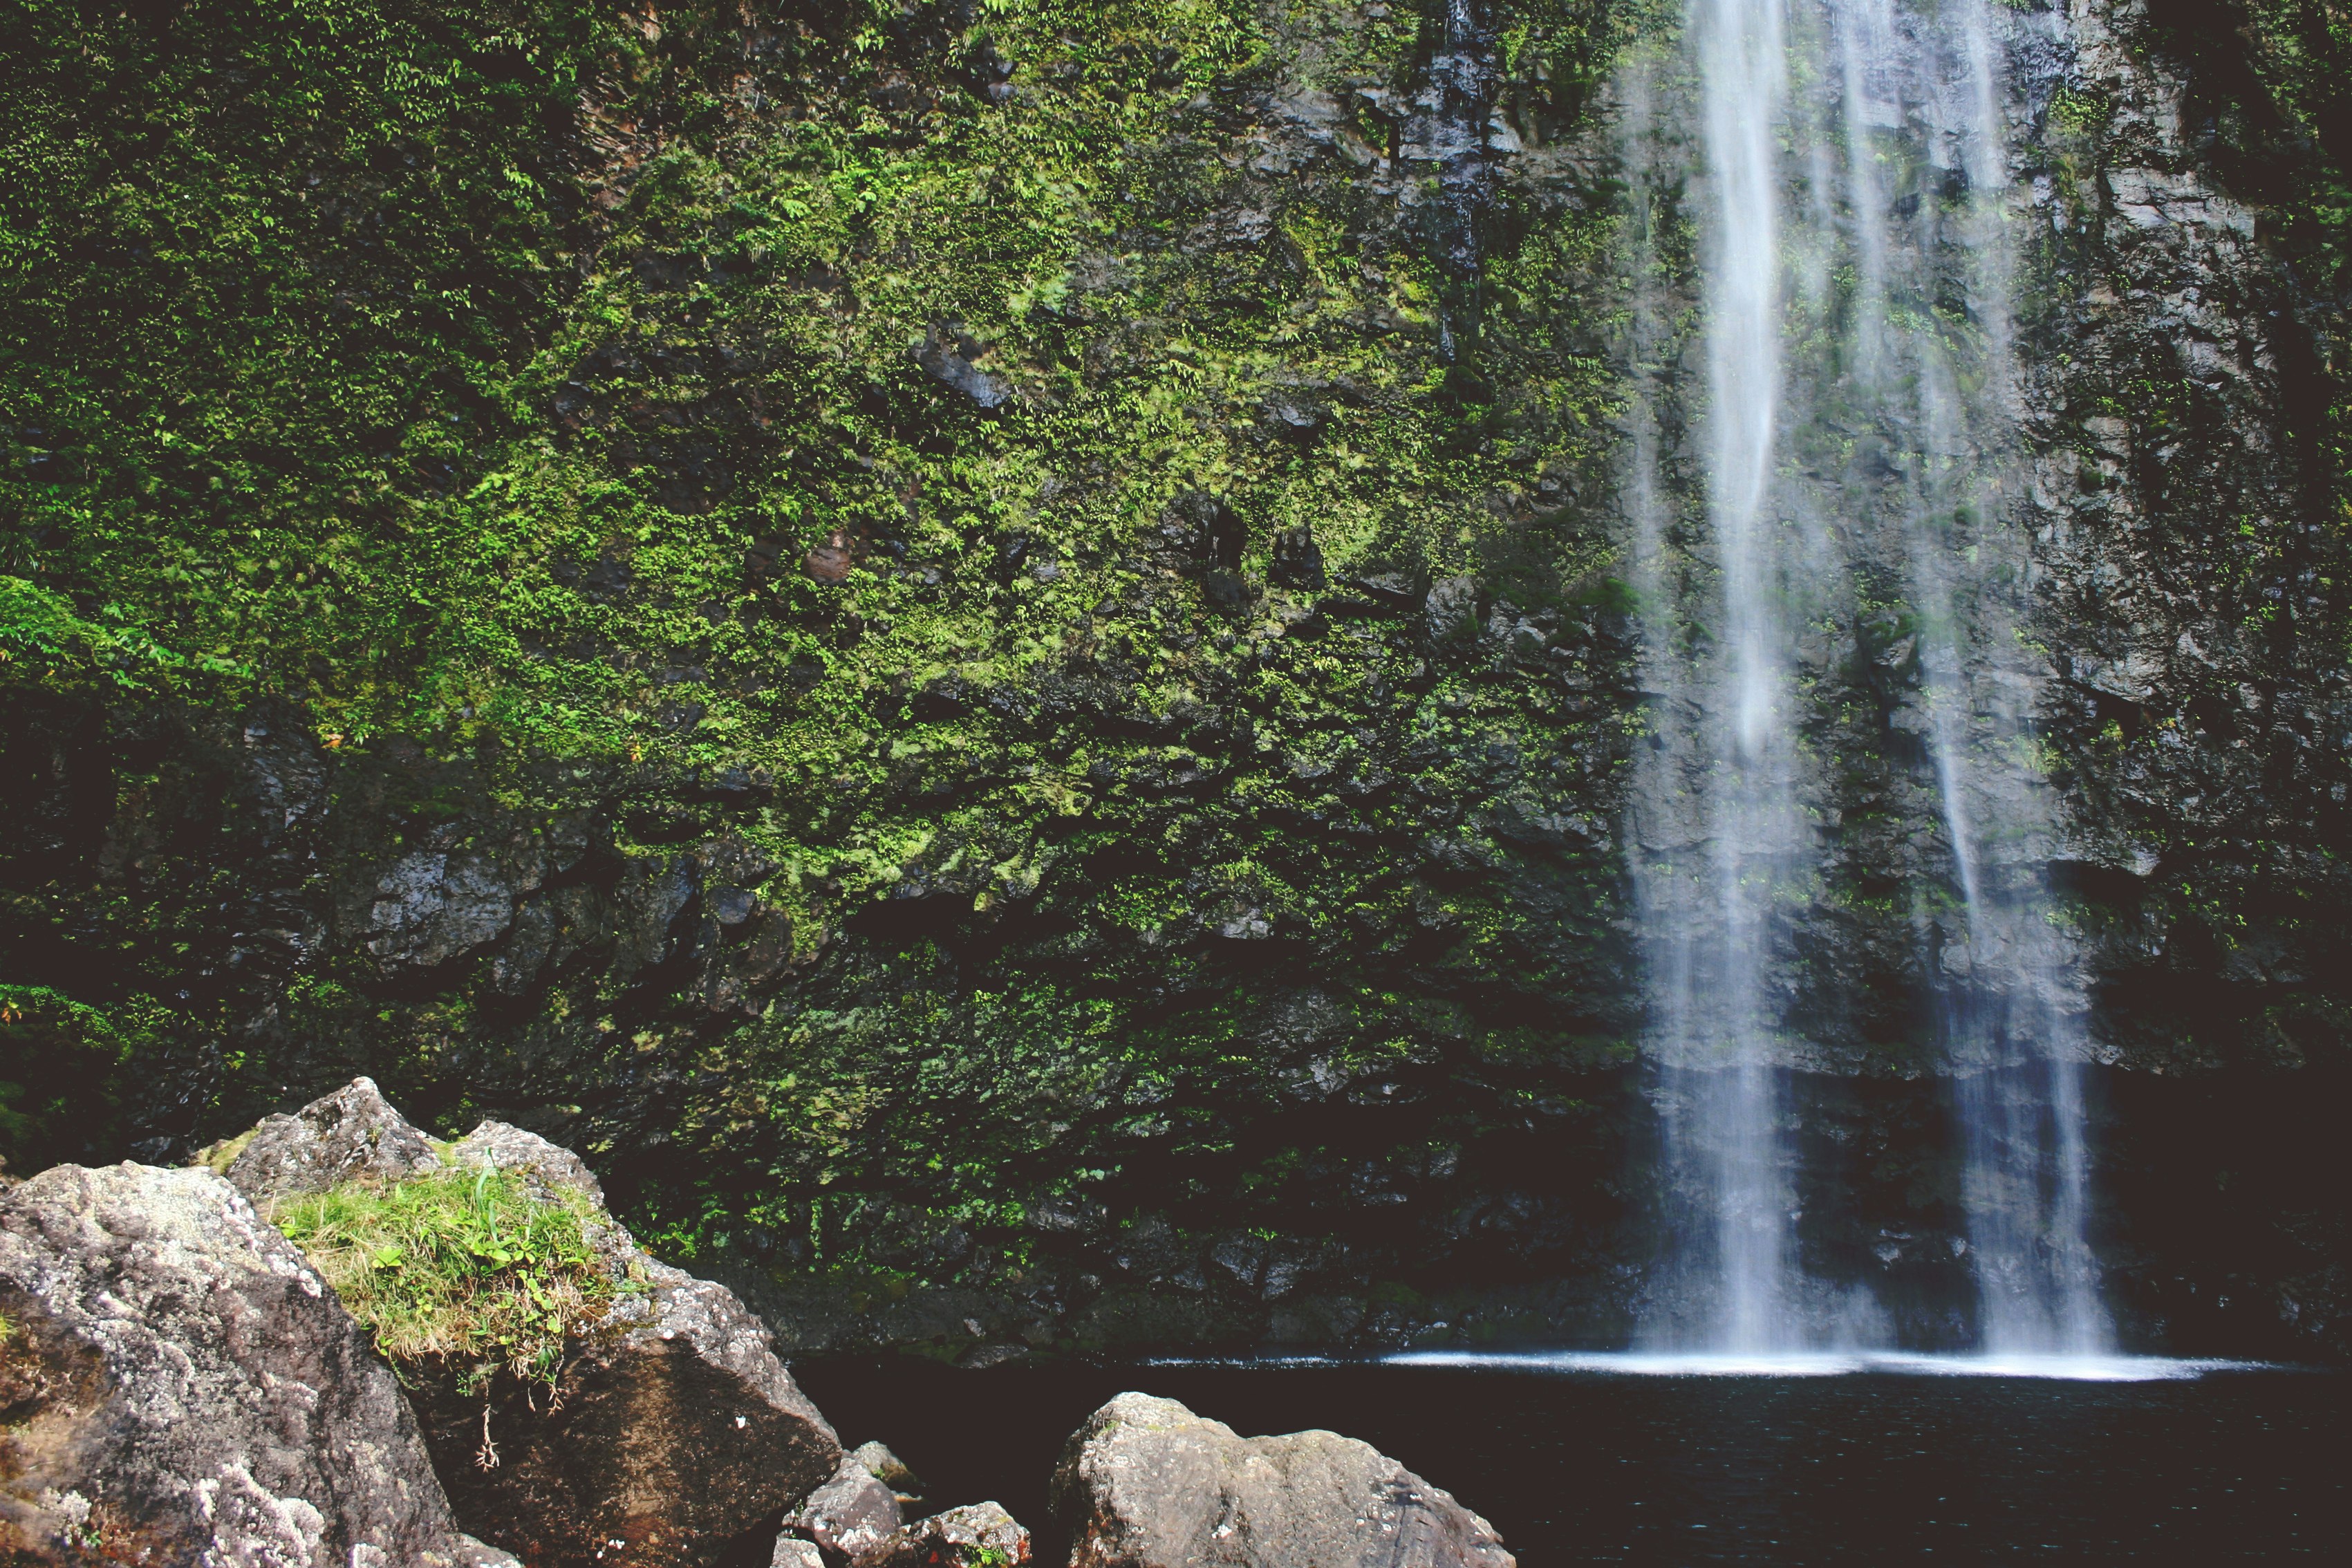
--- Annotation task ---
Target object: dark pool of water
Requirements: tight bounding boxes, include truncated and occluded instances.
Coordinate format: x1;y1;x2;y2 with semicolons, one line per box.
792;1356;2344;1564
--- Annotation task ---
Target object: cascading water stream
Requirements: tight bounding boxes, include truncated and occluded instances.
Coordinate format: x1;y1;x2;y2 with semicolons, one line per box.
1627;0;1812;1354
1627;0;2111;1354
1896;0;2109;1358
1686;0;1797;1354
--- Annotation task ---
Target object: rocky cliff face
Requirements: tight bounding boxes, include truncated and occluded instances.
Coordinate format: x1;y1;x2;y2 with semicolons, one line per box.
2027;0;2351;1076
2015;0;2352;1353
1;0;2344;1360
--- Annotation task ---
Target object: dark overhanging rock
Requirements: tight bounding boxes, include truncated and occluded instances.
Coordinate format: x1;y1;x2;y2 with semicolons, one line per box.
1270;523;1328;590
913;324;1014;409
1053;1392;1513;1568
0;1161;512;1567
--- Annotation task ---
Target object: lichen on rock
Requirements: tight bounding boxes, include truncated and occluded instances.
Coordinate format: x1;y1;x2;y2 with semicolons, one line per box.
0;1161;497;1567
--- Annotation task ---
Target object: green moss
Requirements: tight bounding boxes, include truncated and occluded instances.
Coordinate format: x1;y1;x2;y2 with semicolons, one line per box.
194;1129;259;1179
1;0;1652;1313
275;1168;633;1396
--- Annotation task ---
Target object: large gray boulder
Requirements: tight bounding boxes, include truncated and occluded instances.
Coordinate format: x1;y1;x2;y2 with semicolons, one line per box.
213;1075;440;1210
212;1081;842;1567
0;1161;508;1567
1053;1392;1513;1568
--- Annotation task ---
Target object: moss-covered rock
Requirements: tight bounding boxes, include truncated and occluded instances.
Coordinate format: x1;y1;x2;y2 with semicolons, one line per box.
218;1080;842;1567
0;1161;508;1567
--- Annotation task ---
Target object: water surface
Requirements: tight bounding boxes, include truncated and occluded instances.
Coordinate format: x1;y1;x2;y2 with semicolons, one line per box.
794;1356;2342;1563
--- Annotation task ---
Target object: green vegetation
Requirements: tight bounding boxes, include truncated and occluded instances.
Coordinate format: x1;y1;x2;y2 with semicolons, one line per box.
276;1168;631;1394
1;0;611;713
1;0;1639;835
0;0;1650;1305
0;984;150;1173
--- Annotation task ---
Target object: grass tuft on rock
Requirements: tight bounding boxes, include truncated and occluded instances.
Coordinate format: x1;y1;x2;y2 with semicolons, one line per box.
276;1168;629;1395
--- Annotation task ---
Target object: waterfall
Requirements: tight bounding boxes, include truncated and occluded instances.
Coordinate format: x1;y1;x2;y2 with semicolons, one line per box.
1625;0;2109;1352
1408;0;1498;361
1627;0;1814;1353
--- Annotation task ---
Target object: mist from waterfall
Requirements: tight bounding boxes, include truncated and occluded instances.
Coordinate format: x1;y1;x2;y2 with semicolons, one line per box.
1622;0;2109;1352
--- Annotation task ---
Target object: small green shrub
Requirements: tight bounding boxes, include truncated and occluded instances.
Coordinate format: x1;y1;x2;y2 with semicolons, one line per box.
2047;86;2109;135
276;1168;631;1395
0;984;149;1173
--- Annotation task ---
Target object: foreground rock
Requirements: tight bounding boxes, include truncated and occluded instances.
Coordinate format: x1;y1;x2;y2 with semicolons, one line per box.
217;1080;842;1567
785;1452;902;1565
879;1502;1029;1567
1053;1392;1513;1568
0;1161;510;1567
778;1469;1027;1568
852;1440;924;1502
